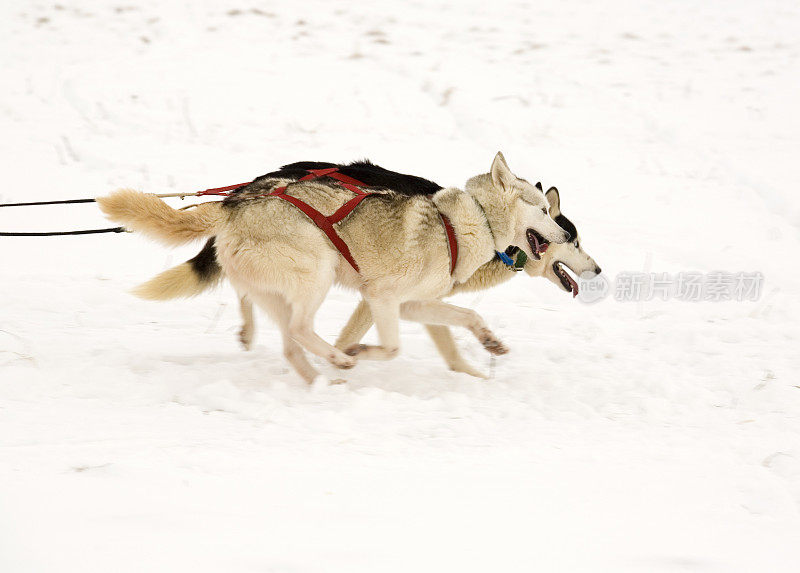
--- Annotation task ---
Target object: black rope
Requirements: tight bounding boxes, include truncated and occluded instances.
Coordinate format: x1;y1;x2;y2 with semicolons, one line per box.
0;196;124;236
0;194;209;236
0;198;97;208
0;227;125;236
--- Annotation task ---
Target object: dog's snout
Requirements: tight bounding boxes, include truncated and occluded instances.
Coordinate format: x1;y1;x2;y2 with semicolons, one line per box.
595;266;602;275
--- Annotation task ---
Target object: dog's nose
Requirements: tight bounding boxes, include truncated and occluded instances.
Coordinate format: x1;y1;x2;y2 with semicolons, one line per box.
594;266;602;275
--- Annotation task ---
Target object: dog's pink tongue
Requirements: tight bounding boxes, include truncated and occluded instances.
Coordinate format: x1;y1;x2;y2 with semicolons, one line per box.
567;273;579;298
529;232;548;255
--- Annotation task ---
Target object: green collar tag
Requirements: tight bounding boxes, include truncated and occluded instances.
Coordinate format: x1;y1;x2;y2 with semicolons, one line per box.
513;250;527;271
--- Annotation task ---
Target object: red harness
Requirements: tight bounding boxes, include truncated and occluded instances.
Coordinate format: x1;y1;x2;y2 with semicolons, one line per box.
198;168;458;275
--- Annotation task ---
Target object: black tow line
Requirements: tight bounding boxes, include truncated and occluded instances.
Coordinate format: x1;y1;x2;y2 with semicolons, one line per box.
0;183;250;237
0;197;125;236
1;198;98;207
0;228;125;236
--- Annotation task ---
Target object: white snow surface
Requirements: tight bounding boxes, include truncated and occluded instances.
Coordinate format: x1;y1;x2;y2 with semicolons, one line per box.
1;1;799;571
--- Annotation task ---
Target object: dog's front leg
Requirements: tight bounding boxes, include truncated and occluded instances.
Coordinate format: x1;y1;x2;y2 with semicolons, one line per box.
424;325;489;379
400;300;508;356
335;299;374;351
344;298;400;361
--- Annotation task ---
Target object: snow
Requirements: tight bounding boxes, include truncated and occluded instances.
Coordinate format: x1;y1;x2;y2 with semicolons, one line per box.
1;0;799;571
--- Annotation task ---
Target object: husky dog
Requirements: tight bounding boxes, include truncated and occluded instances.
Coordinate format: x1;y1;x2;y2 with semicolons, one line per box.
144;168;601;378
231;184;601;378
121;162;600;379
98;152;570;383
334;185;602;378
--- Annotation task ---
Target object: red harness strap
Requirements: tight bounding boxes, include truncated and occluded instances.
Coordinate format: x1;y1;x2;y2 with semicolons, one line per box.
196;182;251;196
266;168;373;273
197;168;459;276
439;213;458;275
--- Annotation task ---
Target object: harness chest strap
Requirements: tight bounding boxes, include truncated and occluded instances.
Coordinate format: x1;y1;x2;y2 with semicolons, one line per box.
439;213;457;275
226;167;458;276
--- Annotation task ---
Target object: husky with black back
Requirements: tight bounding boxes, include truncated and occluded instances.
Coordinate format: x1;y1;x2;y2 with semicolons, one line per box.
98;153;570;383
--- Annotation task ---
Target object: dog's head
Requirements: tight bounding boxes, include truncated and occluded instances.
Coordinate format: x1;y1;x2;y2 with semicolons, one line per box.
482;152;570;255
519;186;601;297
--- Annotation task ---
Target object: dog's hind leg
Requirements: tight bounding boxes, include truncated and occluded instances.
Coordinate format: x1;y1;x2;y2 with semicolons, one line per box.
238;294;256;351
283;275;357;371
334;299;374;351
400;300;508;356
344;298;400;361
249;291;321;384
424;325;489;379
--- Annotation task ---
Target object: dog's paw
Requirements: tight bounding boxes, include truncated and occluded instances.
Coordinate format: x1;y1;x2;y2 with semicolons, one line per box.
311;375;348;389
238;329;253;351
483;340;508;355
477;329;508;355
450;361;490;379
344;344;367;357
330;351;357;370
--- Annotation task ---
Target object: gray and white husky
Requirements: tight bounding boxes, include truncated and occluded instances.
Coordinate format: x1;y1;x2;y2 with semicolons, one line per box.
334;185;602;378
98;153;573;383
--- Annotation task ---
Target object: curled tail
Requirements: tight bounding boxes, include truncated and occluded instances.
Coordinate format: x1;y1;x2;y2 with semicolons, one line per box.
133;237;223;300
96;189;223;246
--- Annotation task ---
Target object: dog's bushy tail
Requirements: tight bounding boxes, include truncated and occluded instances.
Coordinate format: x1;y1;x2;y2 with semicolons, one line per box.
133;238;223;300
96;189;223;246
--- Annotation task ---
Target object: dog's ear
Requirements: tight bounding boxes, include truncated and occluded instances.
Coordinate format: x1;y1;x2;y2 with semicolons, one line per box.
545;186;561;217
491;151;516;191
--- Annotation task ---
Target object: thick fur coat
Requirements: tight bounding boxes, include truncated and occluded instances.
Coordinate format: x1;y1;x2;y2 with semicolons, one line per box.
98;153;573;383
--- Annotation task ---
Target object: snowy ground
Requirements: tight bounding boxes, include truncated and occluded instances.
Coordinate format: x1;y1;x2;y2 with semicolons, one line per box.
2;1;800;571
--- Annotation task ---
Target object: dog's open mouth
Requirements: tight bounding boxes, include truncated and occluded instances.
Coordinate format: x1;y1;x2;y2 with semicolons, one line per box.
526;228;549;260
553;261;579;298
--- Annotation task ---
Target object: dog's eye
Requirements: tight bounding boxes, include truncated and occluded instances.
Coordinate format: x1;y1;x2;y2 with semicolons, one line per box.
574;241;580;249
541;207;547;215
